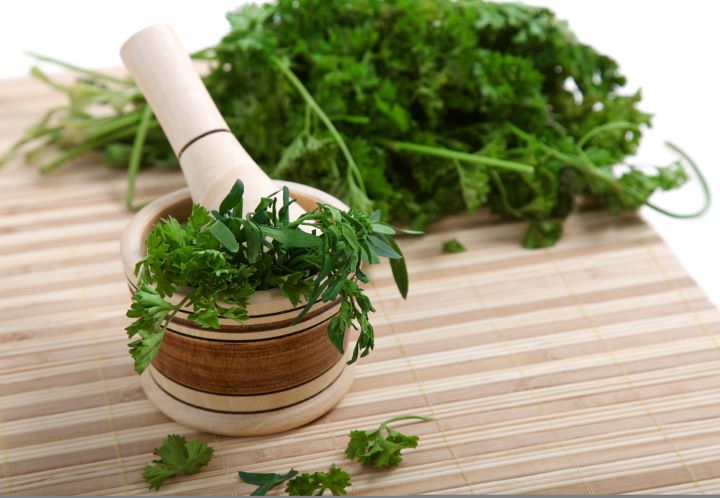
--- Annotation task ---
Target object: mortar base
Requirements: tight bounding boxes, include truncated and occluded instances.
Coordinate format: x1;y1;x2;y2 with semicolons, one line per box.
140;364;355;436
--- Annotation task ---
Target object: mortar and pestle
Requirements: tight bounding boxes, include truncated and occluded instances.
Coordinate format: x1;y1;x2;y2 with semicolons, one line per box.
119;25;354;436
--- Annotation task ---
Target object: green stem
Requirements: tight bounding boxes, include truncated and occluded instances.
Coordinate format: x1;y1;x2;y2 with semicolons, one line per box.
379;415;433;429
577;121;640;149
507;123;711;220
30;66;71;92
646;142;711;218
489;170;521;218
1;136;36;166
161;297;190;334
126;105;153;210
40;127;137;173
271;57;369;198
27;52;133;86
75;110;143;138
378;139;534;174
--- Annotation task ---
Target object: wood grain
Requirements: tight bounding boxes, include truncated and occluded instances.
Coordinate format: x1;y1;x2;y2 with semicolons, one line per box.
154;317;344;395
2;73;720;495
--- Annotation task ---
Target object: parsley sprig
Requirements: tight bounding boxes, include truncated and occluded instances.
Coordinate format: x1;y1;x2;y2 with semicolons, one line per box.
238;469;299;496
239;464;351;496
285;465;351;496
143;434;214;490
126;180;413;373
345;415;432;468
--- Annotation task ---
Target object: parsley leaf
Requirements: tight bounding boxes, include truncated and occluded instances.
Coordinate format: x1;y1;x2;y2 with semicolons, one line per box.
442;238;466;254
239;469;298;496
285;464;351;496
143;434;214;490
345;415;432;468
125;284;184;374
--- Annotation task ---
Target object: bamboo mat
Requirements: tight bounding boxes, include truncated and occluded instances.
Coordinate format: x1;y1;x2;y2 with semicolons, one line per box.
3;75;720;496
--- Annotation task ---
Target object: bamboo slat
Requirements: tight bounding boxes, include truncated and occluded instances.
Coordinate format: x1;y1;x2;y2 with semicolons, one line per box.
2;75;720;495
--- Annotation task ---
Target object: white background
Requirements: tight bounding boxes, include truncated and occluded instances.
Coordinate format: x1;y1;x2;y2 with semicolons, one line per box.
1;1;718;305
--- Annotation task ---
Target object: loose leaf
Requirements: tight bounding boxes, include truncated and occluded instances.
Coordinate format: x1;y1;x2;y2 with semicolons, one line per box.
285;464;351;496
143;434;214;490
345;415;431;468
442;238;466;254
239;469;298;496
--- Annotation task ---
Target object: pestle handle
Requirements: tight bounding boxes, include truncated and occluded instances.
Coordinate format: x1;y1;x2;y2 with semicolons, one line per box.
120;24;303;215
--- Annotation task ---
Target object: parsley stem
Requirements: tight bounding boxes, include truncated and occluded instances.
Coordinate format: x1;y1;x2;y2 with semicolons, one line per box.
161;296;190;335
78;110;145;138
126;105;153;210
380;415;433;429
40;126;139;173
271;57;371;204
27;52;134;86
377;139;534;174
508;123;712;220
647;141;711;218
577;121;640;149
1;109;66;166
489;170;522;218
1;135;37;166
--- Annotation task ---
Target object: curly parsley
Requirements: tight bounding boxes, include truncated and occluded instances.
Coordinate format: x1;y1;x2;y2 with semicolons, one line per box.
3;1;709;246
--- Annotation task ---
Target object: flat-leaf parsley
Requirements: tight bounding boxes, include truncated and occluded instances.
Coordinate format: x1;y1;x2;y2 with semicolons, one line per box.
345;415;432;468
143;434;214;490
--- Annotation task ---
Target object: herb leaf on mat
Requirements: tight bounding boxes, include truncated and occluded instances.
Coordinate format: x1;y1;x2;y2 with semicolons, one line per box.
4;1;709;247
442;238;466;254
345;415;432;468
126;180;413;373
143;434;214;490
285;464;351;496
239;469;299;496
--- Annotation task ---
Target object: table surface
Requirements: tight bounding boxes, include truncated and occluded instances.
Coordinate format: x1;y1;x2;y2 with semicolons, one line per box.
3;73;720;496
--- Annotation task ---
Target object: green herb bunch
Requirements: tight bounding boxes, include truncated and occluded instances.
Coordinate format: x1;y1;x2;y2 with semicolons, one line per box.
3;1;709;247
127;180;412;374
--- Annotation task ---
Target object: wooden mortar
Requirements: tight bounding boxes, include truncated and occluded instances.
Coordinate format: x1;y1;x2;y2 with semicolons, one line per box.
120;185;355;436
118;26;355;435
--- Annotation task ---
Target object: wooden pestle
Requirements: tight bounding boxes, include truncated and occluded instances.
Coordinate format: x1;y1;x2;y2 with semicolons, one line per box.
120;24;305;218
